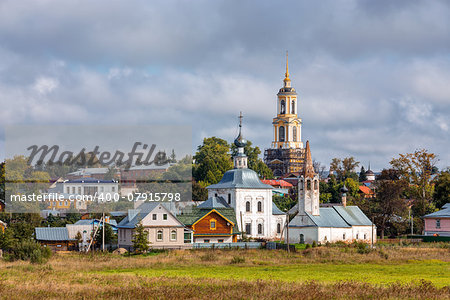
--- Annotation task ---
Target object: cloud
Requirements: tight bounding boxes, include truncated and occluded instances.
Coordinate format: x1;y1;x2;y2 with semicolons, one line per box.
0;0;449;170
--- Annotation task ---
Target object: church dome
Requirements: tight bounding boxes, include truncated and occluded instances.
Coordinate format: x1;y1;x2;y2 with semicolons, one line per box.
207;168;272;189
234;132;247;148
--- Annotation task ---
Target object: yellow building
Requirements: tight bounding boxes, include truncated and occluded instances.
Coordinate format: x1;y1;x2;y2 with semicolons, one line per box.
264;53;305;176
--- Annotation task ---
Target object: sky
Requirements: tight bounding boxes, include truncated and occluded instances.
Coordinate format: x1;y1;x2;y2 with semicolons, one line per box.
0;0;449;171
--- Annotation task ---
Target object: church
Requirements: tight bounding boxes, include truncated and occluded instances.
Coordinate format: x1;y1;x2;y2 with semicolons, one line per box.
207;114;286;239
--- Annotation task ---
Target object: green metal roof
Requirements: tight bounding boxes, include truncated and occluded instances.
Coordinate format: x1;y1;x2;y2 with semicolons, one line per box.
35;227;73;241
207;168;273;189
333;206;373;226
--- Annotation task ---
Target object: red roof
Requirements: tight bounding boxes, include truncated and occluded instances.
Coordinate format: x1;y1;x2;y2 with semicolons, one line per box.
359;186;374;195
261;179;293;187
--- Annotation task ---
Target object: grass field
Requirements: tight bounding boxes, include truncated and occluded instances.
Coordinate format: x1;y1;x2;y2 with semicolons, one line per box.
0;245;449;299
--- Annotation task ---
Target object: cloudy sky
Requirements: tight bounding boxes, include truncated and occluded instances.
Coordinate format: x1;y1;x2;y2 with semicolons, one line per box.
1;0;449;171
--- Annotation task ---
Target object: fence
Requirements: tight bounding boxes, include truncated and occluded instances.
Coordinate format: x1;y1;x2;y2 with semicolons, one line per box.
192;242;263;249
266;242;296;252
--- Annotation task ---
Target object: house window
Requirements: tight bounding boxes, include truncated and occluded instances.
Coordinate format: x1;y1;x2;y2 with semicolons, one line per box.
228;194;231;204
245;223;251;235
218;239;224;243
204;239;210;243
78;187;81;194
210;219;216;230
184;232;192;243
436;219;440;229
257;224;263;235
152;214;157;220
246;201;251;212
163;214;167;220
257;201;262;212
72;187;75;193
343;233;346;240
64;201;68;206
279;126;285;142
66;187;70;193
157;230;163;241
170;230;177;241
277;223;281;234
112;187;115;192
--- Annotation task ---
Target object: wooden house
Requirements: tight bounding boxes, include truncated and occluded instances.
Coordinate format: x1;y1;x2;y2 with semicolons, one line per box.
177;197;240;243
35;227;77;251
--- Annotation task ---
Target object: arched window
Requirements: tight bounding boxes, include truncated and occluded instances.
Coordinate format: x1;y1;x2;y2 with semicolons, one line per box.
257;201;262;212
257;224;263;235
293;127;297;142
307;180;311;190
170;230;177;241
157;230;163;241
291;101;295;114
246;201;251;212
277;223;281;234
280;100;286;114
314;180;318;190
279;126;285;142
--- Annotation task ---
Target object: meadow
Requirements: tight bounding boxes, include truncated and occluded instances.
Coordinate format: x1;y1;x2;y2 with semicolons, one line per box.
0;245;449;299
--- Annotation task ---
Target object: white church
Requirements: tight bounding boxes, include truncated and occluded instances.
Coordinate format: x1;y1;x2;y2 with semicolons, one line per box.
207;115;286;239
288;141;377;244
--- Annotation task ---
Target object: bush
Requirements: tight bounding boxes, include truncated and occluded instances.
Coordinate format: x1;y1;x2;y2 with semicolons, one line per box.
356;242;371;254
305;243;311;249
312;241;317;248
230;256;245;264
6;240;52;264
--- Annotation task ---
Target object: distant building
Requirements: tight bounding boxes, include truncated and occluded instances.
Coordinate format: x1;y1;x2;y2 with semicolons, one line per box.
117;202;192;250
49;178;119;200
66;168;110;180
358;186;375;199
177;197;240;243
423;203;450;237
365;164;376;181
261;179;293;195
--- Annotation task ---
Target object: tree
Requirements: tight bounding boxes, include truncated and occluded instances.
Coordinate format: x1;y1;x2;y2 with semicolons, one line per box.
372;178;408;238
94;223;117;249
192;180;208;202
272;194;296;212
132;224;150;253
193;137;232;185
359;166;367;182
329;157;359;182
75;231;83;250
169;149;177;163
390;149;438;216
433;170;450;209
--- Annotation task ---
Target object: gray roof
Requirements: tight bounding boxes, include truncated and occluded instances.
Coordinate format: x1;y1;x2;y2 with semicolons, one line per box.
207;168;273;190
272;202;285;215
74;219;118;227
117;202;171;228
424;205;450;218
307;208;351;228
333;206;373;226
35;227;72;241
198;197;231;209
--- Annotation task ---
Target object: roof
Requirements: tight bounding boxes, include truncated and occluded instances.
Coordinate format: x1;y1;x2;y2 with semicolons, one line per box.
65;178;117;184
272;202;285;215
307;208;351;228
117;202;180;228
198;197;231;209
74;219;118;227
423;205;450;218
358;186;374;195
207;168;273;190
35;227;72;241
261;179;293;187
67;168;109;176
177;206;238;230
333;206;373;226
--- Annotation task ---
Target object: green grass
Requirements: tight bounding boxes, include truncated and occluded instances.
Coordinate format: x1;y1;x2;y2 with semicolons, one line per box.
102;260;450;287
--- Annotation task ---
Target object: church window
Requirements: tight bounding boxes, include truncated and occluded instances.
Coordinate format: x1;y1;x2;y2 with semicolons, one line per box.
279;126;285;142
293;127;297;142
280;100;286;114
277;223;281;234
257;201;262;212
307;180;311;190
364;234;367;240
228;194;231;204
314;180;318;190
258;224;263;235
299;180;303;190
291;101;295;114
300;234;304;244
343;233;346;240
245;223;251;235
246;201;251;212
356;233;359;240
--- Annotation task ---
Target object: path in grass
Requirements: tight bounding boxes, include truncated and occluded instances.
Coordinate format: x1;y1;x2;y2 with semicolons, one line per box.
103;260;450;287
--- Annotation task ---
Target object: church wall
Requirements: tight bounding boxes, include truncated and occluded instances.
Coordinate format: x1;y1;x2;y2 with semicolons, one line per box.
318;227;353;244
270;214;286;239
351;225;376;243
287;226;318;244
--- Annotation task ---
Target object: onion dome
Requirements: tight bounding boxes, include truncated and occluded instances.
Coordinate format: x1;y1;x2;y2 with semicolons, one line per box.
340;185;348;194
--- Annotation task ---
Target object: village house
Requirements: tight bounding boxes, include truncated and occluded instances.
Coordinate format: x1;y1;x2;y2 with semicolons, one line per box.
177;197;240;243
117;202;193;250
423;203;450;237
358;186;375;199
48;178;119;200
35;227;76;251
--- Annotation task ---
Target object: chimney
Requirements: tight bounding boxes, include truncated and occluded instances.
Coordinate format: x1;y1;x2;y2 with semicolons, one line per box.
340;184;348;207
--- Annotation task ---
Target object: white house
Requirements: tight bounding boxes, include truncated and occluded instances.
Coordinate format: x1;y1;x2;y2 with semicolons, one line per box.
207;115;286;240
288;141;376;244
117;202;193;250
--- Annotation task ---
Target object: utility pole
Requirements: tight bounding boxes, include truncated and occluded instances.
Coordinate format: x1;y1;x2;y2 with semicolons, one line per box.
286;212;290;253
371;217;374;249
102;212;105;252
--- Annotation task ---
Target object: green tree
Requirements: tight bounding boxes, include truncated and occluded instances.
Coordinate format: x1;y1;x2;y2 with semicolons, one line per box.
433;170;450;209
272;194;296;212
193;137;232;185
94;223;117;249
330;157;359;182
359;166;367;182
132;224;150;253
192;180;208;202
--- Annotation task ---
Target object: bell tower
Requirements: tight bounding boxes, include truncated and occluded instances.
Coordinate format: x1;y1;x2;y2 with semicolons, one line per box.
271;52;303;149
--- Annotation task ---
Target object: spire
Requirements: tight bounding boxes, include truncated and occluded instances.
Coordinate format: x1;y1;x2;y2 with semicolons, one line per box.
303;140;315;177
284;51;290;82
234;111;247;148
233;112;248;169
